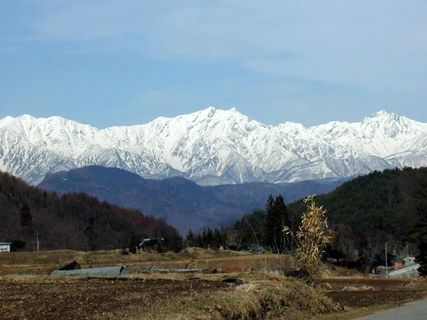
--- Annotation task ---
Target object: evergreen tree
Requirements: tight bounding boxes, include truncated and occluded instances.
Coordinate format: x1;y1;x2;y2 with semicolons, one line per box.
213;228;222;249
165;233;183;252
264;195;275;247
220;227;228;247
414;180;427;276
84;217;98;251
416;240;427;276
233;210;265;247
206;228;214;248
186;229;194;247
155;240;164;253
128;232;139;254
196;234;203;248
264;195;290;253
20;203;32;230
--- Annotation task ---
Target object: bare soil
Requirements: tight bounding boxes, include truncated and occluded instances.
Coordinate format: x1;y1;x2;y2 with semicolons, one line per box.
0;278;232;320
1;249;427;319
321;277;427;308
316;277;427;320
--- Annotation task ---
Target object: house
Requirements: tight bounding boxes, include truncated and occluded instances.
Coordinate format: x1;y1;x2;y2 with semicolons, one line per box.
392;256;405;270
404;256;416;266
249;245;266;254
138;237;164;251
0;242;12;253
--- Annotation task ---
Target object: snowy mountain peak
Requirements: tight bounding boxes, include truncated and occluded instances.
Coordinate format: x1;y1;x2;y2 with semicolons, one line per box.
371;109;395;118
365;110;403;123
15;114;36;120
0;107;426;185
0;115;14;127
195;106;247;120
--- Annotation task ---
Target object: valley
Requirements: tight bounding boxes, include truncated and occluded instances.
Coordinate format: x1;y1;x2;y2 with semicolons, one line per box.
2;2;427;319
38;165;342;232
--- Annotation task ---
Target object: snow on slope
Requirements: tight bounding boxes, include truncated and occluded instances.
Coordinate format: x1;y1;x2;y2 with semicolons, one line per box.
0;107;426;185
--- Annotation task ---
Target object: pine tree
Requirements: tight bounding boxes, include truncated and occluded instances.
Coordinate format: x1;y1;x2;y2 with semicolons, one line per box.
20;203;32;230
84;217;98;251
414;180;427;276
264;195;275;248
206;228;214;248
196;234;203;248
128;232;139;254
264;195;290;253
274;195;291;251
213;228;222;249
186;229;194;247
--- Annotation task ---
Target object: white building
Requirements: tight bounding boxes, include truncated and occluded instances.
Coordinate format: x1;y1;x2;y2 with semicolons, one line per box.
0;242;12;252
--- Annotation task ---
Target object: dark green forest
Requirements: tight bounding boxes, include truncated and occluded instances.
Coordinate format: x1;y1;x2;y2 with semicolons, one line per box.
312;167;426;268
227;167;427;270
0;171;182;251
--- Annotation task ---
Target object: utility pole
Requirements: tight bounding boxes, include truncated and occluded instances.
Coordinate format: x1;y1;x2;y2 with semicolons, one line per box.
385;242;388;277
35;230;40;252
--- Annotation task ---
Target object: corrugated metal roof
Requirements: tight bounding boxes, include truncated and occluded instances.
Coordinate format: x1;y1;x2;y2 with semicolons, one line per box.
51;266;124;276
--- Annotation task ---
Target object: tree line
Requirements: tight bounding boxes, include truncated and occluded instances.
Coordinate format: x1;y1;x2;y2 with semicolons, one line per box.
0;171;182;252
185;227;228;249
185;194;293;252
223;168;427;274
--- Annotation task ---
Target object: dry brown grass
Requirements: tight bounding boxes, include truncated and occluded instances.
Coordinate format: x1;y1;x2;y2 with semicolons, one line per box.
318;277;427;319
0;274;340;320
0;249;283;276
1;249;427;319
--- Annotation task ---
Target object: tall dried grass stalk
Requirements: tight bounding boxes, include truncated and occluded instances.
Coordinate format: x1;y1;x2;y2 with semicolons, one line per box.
294;195;332;277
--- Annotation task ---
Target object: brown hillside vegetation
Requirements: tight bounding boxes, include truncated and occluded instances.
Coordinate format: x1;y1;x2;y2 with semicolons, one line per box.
0;171;181;251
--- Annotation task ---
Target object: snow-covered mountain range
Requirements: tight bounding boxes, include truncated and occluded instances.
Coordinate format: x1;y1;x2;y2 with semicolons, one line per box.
1;107;426;185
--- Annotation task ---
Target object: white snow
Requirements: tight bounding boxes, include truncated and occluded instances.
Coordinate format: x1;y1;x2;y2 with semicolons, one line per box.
0;107;427;185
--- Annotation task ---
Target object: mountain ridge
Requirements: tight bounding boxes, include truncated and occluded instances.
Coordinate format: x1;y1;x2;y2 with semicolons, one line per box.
1;107;427;185
0;169;181;251
38;165;344;232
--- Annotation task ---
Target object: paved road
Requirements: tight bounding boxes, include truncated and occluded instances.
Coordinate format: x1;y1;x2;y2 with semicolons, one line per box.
356;299;427;320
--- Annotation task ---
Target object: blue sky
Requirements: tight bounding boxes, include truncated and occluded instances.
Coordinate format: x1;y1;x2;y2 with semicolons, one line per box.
0;0;426;127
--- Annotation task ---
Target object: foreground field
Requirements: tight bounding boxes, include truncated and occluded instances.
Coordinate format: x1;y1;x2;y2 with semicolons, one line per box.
0;275;341;320
0;249;426;319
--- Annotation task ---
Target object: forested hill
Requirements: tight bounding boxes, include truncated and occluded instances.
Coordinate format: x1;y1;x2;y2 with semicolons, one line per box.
290;167;427;265
303;167;426;239
0;171;181;251
230;167;427;268
38;165;343;233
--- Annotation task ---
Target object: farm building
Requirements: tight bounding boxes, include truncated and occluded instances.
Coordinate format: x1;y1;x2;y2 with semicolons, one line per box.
0;242;12;252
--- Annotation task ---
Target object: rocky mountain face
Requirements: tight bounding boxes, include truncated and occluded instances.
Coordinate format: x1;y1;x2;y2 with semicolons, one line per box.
38;166;344;233
1;108;426;185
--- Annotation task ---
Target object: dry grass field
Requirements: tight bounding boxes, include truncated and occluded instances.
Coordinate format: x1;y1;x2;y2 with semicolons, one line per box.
1;249;426;319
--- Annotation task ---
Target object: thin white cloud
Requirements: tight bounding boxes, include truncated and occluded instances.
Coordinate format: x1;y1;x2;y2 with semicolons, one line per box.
2;0;427;117
31;0;144;41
